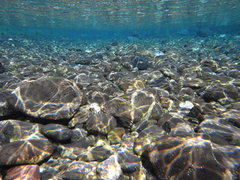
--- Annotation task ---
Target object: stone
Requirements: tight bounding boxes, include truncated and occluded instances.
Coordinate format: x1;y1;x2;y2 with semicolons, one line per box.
200;59;218;72
7;77;85;120
198;112;240;146
202;84;238;105
134;125;165;156
0;139;54;165
54;161;98;179
41;124;72;143
0;62;5;74
162;117;194;134
5;165;40;180
103;89;165;129
107;127;125;144
0;91;14;117
85;112;117;135
90;146;113;162
71;128;88;143
141;133;238;180
0;120;54;166
0;120;43;143
97;155;122;180
131;56;151;70
117;150;141;173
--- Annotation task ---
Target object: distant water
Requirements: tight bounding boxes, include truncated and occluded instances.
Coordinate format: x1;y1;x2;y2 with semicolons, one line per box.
0;0;239;40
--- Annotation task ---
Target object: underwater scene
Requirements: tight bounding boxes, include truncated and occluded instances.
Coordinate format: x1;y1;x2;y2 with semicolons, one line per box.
0;0;240;179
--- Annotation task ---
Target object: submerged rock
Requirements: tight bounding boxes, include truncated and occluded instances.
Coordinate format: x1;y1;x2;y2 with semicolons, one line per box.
41;124;72;143
0;139;54;165
103;88;168;129
97;155;122;180
0;62;5;74
141;133;239;180
0;120;54;165
5;165;40;180
7;76;85;120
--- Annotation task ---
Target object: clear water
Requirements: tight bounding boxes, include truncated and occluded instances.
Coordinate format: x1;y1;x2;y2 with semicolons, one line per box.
0;0;239;40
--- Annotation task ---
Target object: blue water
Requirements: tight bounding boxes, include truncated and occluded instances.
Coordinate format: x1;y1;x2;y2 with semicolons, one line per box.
0;0;239;40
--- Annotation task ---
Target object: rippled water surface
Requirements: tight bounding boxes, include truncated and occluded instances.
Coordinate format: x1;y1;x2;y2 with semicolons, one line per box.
0;0;239;31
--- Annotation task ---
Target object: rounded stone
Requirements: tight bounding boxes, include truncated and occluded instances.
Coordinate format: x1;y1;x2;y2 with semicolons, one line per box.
5;165;40;180
141;133;237;180
85;112;117;135
97;155;122;180
0;139;54;165
103;89;164;130
8;77;85;120
41;124;72;143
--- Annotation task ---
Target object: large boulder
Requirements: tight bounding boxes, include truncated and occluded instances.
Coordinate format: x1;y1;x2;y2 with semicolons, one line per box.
7;77;85;120
141;133;240;179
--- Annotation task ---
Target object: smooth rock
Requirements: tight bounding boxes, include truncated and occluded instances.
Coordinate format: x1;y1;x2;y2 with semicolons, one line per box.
5;165;40;180
8;76;84;120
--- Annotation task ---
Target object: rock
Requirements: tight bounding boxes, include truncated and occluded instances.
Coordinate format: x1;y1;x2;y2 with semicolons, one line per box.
0;62;5;74
0;120;43;143
90;146;113;162
200;59;218;72
5;165;40;180
131;56;151;70
97;155;122;180
71;128;88;142
103;89;165;129
202;84;238;105
162;117;194;134
141;133;238;180
134;125;165;156
0;139;54;165
0;120;54;165
85;112;117;135
187;105;204;123
198;112;240;146
0;91;14;117
107;127;125;144
0;74;19;89
7;76;85;120
117;150;141;173
41;124;72;143
54;161;98;179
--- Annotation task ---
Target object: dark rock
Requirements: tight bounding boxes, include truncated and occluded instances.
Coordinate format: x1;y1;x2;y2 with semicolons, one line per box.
198;114;240;146
202;84;238;105
0;91;14;117
71;128;88;142
41;124;72;143
141;133;239;180
0;139;54;165
7;77;84;120
200;59;218;72
117;150;141;173
0;62;5;74
131;56;151;70
187;105;204;123
5;165;40;180
90;146;113;162
162;118;194;134
107;127;125;144
103;89;164;130
97;155;122;179
85;112;117;135
134;125;164;156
